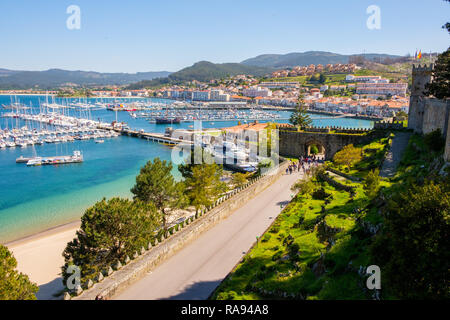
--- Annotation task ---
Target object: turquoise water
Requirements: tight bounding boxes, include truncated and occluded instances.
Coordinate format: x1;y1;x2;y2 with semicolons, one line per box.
0;95;373;243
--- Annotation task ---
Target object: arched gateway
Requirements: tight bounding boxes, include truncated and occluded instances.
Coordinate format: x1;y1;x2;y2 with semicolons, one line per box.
278;130;375;161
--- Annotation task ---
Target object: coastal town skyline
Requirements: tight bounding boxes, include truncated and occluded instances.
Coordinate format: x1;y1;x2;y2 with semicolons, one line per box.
0;0;449;72
0;0;448;307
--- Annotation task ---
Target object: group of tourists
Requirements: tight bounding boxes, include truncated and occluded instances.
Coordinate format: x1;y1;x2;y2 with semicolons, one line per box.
285;154;324;176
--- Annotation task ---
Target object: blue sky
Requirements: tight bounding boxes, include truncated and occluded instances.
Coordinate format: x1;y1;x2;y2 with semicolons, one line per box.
0;0;448;72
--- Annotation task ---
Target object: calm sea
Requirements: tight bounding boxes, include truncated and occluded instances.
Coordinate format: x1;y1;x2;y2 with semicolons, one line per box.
0;95;373;243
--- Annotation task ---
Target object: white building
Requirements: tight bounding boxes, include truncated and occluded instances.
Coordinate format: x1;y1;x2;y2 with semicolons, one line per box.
242;86;272;97
346;74;390;84
356;83;408;98
259;81;300;89
193;91;210;101
210;89;230;102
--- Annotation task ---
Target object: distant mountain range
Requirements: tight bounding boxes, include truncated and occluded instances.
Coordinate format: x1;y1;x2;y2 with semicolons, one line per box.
241;51;403;68
127;61;272;89
0;69;171;89
0;51;407;89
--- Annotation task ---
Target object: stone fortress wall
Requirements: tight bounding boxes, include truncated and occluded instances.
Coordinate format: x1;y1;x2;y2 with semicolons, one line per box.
407;64;450;162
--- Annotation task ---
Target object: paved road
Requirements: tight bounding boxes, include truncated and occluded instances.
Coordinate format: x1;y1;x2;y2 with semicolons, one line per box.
115;168;304;300
380;132;412;178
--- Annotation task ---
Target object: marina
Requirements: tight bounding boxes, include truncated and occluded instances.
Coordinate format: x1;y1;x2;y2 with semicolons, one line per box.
0;95;374;243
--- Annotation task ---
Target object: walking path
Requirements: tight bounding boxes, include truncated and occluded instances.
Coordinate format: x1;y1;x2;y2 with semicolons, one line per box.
380;132;411;178
115;168;305;300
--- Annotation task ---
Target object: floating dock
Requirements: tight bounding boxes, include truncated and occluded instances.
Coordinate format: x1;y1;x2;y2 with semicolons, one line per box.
18;151;83;166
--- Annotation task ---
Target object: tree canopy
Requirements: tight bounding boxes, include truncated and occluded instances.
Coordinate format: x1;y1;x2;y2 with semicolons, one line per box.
131;158;185;229
178;147;215;180
0;245;38;300
425;47;450;99
184;163;227;213
371;181;450;299
231;172;248;189
289;94;312;128
62;198;160;284
332;144;362;168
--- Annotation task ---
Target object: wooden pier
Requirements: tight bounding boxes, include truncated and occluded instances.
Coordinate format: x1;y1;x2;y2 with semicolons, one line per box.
98;126;192;146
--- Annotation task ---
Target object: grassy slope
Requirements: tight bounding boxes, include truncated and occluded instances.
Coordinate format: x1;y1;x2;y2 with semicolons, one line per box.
262;65;410;88
211;134;394;300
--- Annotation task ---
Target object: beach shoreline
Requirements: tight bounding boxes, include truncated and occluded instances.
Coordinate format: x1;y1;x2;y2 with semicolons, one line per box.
6;220;81;300
5;219;80;247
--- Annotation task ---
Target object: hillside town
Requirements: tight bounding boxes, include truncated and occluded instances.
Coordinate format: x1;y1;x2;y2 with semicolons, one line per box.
0;66;409;119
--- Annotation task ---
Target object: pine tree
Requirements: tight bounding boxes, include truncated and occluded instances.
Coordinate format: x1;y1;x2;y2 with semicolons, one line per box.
184;163;227;213
0;245;39;300
425;48;450;99
289;94;312;128
131;158;185;230
62;198;160;284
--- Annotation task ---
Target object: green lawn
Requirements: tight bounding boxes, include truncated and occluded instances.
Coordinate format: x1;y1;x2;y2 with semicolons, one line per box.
211;133;397;300
261;68;409;89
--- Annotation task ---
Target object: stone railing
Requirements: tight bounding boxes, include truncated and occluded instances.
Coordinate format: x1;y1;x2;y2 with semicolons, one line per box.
68;161;289;300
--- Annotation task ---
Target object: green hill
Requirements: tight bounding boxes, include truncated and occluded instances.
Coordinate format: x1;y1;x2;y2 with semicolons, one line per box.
0;69;172;89
241;51;404;68
126;61;272;89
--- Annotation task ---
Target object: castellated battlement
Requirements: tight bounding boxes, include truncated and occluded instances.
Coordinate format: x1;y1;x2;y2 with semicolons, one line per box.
276;124;371;134
373;120;404;130
412;64;434;73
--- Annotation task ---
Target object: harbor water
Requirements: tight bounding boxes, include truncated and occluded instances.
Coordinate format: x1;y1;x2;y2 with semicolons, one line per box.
0;95;373;243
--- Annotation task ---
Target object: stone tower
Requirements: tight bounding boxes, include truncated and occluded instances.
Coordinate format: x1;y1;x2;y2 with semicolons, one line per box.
408;64;434;133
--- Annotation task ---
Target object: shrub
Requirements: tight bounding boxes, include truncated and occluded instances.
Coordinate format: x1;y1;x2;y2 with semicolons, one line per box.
310;144;319;155
283;234;294;246
269;225;280;233
216;290;237;300
312;187;331;200
333;144;363;168
291;179;315;195
288;243;300;257
272;251;283;261
424;129;445;152
371;180;450;299
363;168;381;199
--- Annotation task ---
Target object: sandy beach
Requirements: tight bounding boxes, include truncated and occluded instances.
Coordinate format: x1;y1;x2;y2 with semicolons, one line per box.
6;221;80;300
3;208;194;300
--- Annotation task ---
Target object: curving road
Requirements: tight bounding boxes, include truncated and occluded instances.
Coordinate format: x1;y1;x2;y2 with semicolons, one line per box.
115;168;304;300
